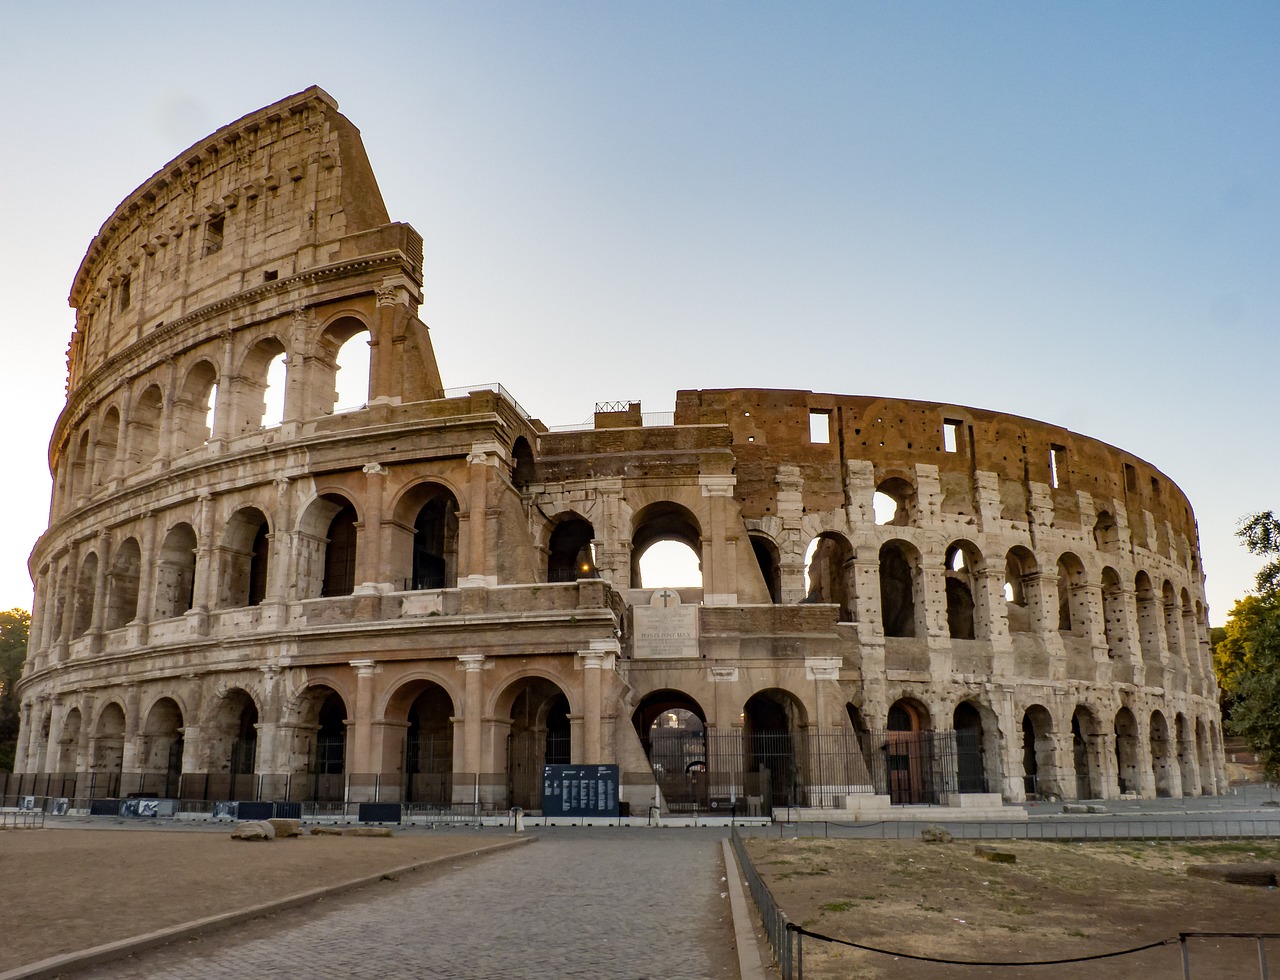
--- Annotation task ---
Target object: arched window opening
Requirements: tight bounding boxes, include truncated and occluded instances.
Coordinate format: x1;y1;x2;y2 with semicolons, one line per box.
1003;547;1036;633
262;351;287;428
175;360;218;452
1149;710;1172;798
1134;571;1161;666
751;535;781;604
333;330;371;413
142;698;184;798
312;691;347;797
1056;553;1086;633
1021;705;1057;799
631;501;703;590
1072;707;1101;799
95;408;120;487
743;689;808;808
953;701;987;793
1114;707;1140;795
413;492;459;590
223;694;259;787
129;385;165;466
547;516;597;582
220;508;270;609
105;537;141;630
56;708;82;772
873;477;915;526
1100;567;1125;660
633;691;707;812
72;431;91;500
71;553;98;639
234;337;288;434
1175;714;1197;798
803;533;852;621
403;683;455;804
512;437;536;491
155;523;197;619
944;542;979;640
1093;511;1119;552
885;698;930;805
91;703;126;781
1162;580;1183;663
879;542;916;638
505;677;571;810
321;505;358;597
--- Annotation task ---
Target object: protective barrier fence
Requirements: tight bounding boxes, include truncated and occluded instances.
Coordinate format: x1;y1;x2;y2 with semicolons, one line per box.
737;816;1280;841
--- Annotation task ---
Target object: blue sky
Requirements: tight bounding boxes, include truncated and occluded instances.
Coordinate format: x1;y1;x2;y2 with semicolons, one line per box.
0;1;1276;619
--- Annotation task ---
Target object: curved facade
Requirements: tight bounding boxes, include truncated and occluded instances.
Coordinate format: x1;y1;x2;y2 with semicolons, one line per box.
15;88;1225;813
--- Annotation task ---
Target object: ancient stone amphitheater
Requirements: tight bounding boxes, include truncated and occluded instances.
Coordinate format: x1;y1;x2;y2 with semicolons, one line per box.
13;88;1224;817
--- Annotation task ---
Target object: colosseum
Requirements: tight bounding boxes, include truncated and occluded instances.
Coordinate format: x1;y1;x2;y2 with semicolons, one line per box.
12;87;1225;819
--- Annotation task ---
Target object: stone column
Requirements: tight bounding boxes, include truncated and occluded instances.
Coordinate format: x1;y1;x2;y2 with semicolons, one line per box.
132;516;156;641
14;702;32;773
775;466;806;604
578;650;605;764
88;531;111;646
700;474;737;605
157;358;177;466
121;686;142;775
191;491;216;617
349;660;378;777
461;443;500;586
358;463;386;588
458;654;486;778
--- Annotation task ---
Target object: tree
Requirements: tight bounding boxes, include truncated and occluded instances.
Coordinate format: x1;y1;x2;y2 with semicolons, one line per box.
0;609;31;772
1221;513;1280;781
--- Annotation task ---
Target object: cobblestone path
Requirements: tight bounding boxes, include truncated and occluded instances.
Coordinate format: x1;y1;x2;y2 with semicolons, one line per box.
88;829;737;979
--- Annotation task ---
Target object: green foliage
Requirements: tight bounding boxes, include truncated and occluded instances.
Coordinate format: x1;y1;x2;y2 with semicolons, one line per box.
0;609;31;772
1239;510;1280;597
1213;595;1277;696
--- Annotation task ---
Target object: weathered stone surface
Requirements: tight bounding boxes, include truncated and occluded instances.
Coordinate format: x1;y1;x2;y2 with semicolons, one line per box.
267;818;302;838
920;825;954;843
974;846;1016;864
231;821;276;842
343;827;394;838
309;826;344;836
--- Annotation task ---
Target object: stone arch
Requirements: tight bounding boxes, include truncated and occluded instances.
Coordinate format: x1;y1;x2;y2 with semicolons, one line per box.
291;685;348;801
95;406;121;487
953;699;999;794
128;384;165;466
1055;552;1088;633
1195;717;1213;795
1099;566;1127;661
511;436;536;492
1174;712;1197;798
1020;704;1059;799
232;335;288;433
1003;546;1038;633
632;690;708;804
1114;706;1141;795
1179;589;1198;675
1149;709;1173;797
1162;579;1183;664
154;522;197;619
330;320;372;414
105;537;141;630
71;429;92;501
173;358;219;452
140;697;184;796
803;531;852;621
1093;510;1120;552
547;513;597;583
879;540;921;638
1072;705;1104;799
56;706;82;772
1134;571;1162;666
750;532;782;604
71;551;98;639
944;540;983;640
296;493;360;599
499;675;573;810
873;476;916;526
90;701;126;777
743;688;809;808
203;688;260;784
631;501;703;589
218;507;271;608
885;697;931;805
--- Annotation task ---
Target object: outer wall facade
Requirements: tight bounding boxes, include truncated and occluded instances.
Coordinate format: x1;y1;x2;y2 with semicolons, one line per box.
15;88;1226;813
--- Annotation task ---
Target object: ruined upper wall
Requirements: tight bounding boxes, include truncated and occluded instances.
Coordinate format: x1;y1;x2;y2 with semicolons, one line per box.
64;87;393;392
673;388;1199;550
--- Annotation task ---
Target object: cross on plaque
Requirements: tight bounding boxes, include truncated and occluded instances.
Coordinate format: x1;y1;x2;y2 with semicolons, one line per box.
656;589;676;607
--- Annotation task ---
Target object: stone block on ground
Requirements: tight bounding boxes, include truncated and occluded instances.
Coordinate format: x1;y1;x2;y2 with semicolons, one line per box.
231;821;276;842
343;827;394;838
974;845;1016;863
267;818;302;838
920;825;953;843
309;826;344;836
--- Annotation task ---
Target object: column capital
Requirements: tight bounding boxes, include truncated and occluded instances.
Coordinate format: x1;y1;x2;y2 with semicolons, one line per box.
349;659;378;677
466;440;504;467
699;474;736;497
362;461;385;476
457;653;487;671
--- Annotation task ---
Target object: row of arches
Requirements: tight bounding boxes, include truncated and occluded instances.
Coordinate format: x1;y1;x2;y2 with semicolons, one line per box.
55;319;372;516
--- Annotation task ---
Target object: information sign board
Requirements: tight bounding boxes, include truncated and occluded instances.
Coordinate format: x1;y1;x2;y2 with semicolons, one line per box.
541;764;620;817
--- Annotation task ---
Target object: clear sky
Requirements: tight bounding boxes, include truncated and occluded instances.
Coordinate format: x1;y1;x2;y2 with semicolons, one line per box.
0;1;1276;621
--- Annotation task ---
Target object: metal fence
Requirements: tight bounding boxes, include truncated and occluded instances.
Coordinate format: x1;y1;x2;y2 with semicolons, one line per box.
737;816;1280;841
730;828;799;979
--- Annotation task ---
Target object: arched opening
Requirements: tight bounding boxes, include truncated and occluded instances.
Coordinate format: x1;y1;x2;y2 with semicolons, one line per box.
207;690;259;798
261;351;287;428
886;698;930;805
220;508;271;608
154;523;197;619
1180;590;1199;677
1149;710;1172;797
750;534;781;604
90;703;126;787
1100;567;1126;660
128;385;164;466
505;677;571;811
307;688;348;802
631;501;703;589
1134;571;1161;667
1175;713;1197;798
401;683;455;805
1072;706;1102;799
1114;707;1140;795
547;515;597;582
1162;580;1183;664
511;437;536;491
952;701;988;793
412;490;459;590
879;541;918;638
1195;717;1213;795
71;552;98;639
873;477;915;526
105;537;141;630
1093;511;1119;552
141;698;184;798
333;329;371;413
1056;553;1087;633
803;533;853;620
174;360;219;451
944;542;980;640
95;408;120;486
1021;705;1056;799
322;504;358;597
56;708;82;772
1003;546;1037;632
632;690;708;813
743;689;808;808
232;337;287;434
72;431;91;500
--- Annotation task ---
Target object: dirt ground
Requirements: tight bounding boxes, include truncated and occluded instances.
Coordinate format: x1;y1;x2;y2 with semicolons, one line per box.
0;823;515;973
746;836;1280;979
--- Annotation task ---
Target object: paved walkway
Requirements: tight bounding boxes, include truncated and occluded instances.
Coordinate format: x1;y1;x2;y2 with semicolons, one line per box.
88;829;737;979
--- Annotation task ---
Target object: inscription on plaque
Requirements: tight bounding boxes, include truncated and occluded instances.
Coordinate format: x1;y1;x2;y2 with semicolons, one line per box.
542;764;620;817
633;589;700;659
